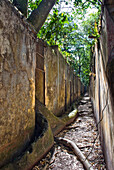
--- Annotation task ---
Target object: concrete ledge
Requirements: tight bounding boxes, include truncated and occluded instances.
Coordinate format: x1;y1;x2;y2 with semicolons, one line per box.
36;100;66;136
36;100;78;135
2;101;78;170
2;121;54;170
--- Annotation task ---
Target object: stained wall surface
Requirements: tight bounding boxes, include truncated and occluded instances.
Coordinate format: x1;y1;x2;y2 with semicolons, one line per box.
35;39;45;104
0;0;84;167
0;0;36;166
44;46;82;116
89;2;114;169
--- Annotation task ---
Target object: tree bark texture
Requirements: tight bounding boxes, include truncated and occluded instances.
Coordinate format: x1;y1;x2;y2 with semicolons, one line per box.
27;0;57;32
13;0;28;17
55;137;94;170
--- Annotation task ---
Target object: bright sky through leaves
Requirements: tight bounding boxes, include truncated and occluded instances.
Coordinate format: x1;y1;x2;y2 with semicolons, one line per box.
29;0;100;86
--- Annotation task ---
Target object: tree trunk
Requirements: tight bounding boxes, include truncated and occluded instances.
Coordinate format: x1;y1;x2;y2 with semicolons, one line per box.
13;0;57;32
13;0;28;17
27;0;57;32
79;54;81;75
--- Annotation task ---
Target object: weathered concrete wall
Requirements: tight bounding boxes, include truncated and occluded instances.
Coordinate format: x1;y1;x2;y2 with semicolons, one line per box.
44;45;82;116
89;2;114;169
36;44;82;116
44;46;65;116
0;0;84;168
0;0;36;166
35;39;45;104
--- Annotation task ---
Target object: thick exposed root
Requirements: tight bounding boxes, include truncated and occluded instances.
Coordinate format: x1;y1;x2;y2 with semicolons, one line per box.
55;137;93;170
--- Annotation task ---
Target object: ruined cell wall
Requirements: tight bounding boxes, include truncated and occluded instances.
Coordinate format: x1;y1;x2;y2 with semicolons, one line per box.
44;46;82;116
35;44;83;117
0;0;84;168
0;0;36;166
89;2;114;169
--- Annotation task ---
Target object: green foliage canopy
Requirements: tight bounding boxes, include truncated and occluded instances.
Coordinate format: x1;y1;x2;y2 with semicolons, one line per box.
28;0;101;86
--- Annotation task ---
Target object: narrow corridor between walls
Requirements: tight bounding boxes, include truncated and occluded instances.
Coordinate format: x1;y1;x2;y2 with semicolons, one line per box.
33;93;106;170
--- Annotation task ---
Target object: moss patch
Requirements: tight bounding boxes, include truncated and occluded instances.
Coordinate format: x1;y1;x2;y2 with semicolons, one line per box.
36;99;66;136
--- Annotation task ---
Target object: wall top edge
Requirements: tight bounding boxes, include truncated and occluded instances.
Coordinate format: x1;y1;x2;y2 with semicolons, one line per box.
2;0;37;39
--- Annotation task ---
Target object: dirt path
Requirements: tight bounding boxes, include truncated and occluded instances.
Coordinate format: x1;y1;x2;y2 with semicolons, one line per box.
33;94;106;170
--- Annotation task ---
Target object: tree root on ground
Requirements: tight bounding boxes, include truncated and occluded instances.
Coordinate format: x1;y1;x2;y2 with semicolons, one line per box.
65;125;80;130
55;137;93;170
